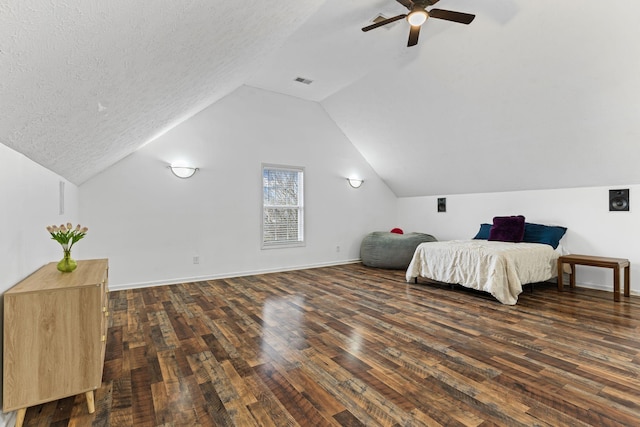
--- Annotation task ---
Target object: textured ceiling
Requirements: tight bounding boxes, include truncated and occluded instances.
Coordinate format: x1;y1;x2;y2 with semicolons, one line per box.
0;0;324;184
2;0;640;196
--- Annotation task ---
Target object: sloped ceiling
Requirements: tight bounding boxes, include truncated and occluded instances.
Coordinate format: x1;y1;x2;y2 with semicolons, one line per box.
0;0;324;184
2;0;640;196
249;0;640;197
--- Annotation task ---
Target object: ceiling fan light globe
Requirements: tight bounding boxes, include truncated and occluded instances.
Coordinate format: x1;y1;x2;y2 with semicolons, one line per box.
407;10;428;26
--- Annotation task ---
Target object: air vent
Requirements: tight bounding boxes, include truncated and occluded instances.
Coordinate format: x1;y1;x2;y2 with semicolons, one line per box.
294;77;313;85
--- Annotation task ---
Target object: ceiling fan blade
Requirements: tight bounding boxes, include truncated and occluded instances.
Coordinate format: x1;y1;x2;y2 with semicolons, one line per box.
428;8;475;24
395;0;414;10
362;14;407;32
407;25;421;47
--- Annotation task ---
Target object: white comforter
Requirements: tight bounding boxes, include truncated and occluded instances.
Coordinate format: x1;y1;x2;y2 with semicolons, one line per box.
406;240;560;305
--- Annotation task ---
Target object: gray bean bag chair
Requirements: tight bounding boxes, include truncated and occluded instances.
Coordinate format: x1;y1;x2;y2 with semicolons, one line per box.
360;231;437;269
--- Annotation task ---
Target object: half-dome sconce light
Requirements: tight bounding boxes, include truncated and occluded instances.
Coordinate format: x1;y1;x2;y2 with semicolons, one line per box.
347;178;364;189
169;164;199;179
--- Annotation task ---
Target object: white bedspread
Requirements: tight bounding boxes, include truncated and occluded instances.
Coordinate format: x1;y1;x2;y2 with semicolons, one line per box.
405;240;560;305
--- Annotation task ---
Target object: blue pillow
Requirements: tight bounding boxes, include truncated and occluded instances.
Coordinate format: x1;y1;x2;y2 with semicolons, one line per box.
523;223;567;249
473;223;492;240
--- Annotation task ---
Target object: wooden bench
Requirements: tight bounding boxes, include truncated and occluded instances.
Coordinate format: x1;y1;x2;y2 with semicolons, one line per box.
557;254;630;302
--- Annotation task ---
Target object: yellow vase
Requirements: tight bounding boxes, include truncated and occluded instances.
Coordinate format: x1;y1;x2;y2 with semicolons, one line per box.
57;249;77;272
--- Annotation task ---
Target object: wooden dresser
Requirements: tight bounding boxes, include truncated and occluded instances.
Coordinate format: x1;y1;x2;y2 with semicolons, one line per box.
2;259;109;427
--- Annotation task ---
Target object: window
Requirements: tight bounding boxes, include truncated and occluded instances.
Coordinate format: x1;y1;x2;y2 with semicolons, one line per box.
262;164;304;248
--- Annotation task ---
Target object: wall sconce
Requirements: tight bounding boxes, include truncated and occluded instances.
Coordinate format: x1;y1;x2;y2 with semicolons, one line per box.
169;165;199;179
347;178;364;188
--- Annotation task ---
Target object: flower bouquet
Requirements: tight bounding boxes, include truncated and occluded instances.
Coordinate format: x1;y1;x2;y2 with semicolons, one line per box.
46;223;89;272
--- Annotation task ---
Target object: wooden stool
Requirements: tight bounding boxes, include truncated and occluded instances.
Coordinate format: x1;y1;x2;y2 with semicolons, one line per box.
557;254;630;302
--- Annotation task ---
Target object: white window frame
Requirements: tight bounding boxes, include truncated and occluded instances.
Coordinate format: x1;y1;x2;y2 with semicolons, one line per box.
261;164;305;249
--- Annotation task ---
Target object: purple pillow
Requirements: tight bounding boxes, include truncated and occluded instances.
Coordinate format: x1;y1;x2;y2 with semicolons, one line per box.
488;215;525;243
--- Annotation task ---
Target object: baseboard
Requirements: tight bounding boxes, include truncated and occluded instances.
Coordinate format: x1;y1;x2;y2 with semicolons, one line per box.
109;259;362;291
555;276;638;296
110;264;638;296
575;281;638;296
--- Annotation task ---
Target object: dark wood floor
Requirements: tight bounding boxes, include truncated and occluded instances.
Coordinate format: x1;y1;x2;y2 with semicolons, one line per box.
22;263;640;426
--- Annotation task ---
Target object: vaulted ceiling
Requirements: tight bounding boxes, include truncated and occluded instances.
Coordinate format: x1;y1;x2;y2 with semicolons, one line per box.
2;0;639;196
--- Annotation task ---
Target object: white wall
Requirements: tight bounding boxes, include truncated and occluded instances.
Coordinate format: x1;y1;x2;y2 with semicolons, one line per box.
398;185;639;293
79;86;397;289
0;143;80;427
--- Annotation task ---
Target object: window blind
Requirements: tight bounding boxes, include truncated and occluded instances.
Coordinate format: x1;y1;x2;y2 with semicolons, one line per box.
262;165;304;248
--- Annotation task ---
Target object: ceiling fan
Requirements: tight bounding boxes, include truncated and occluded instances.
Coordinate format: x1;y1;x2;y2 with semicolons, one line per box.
362;0;475;47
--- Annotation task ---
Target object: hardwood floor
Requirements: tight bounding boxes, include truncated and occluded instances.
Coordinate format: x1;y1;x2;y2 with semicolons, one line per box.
22;263;640;426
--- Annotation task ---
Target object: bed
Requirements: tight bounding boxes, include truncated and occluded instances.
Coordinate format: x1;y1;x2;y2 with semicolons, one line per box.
405;217;567;305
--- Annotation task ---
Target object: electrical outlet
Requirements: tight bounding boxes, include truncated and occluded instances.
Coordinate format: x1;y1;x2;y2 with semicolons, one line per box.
336;245;340;253
193;256;199;264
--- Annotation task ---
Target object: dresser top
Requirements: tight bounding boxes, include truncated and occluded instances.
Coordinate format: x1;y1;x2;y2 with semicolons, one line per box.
6;259;108;294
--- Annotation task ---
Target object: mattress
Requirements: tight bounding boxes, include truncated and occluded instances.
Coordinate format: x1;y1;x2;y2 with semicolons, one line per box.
406;240;560;305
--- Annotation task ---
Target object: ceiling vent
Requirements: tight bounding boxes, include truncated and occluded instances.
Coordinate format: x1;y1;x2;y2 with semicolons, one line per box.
294;77;313;85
